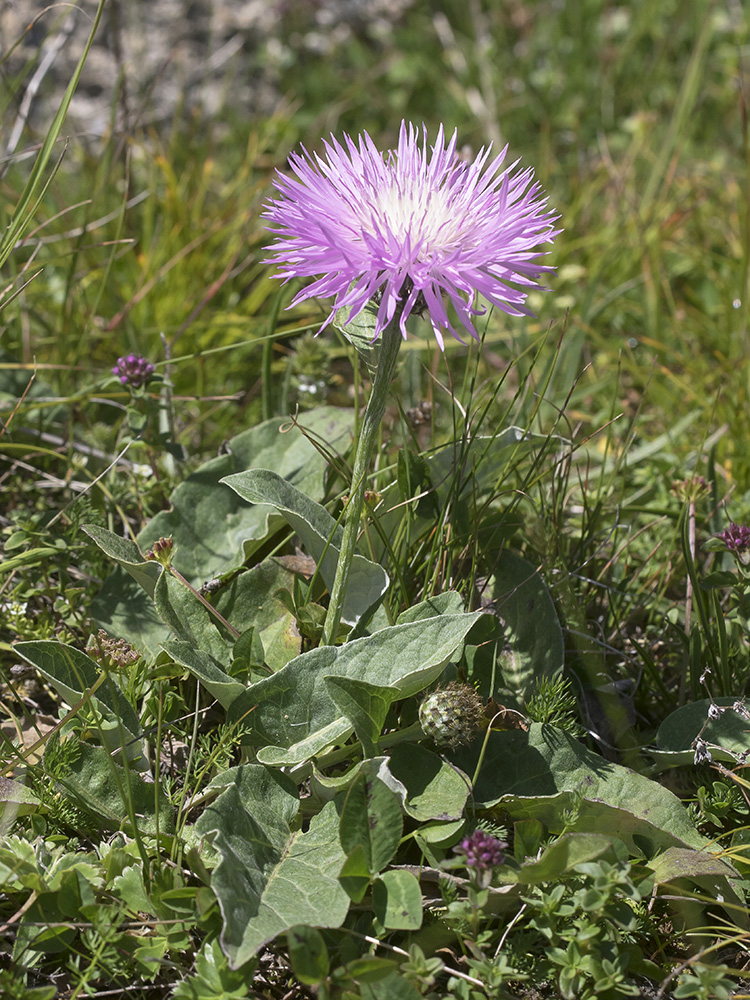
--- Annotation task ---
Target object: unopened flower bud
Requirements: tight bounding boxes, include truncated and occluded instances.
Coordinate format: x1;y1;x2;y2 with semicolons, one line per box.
419;682;485;749
145;536;174;568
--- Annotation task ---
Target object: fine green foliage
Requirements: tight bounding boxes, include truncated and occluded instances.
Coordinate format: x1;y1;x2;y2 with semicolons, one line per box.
2;1;750;997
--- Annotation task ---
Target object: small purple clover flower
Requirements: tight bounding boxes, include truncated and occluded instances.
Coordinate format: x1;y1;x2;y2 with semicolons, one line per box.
112;354;155;389
263;121;560;350
455;830;507;887
719;522;750;554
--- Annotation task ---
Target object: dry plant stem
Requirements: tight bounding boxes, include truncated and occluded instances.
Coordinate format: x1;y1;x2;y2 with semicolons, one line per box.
685;495;697;634
169;567;240;638
321;315;403;645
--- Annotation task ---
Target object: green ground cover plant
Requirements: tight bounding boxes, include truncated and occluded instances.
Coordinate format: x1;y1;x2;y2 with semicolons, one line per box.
1;0;750;997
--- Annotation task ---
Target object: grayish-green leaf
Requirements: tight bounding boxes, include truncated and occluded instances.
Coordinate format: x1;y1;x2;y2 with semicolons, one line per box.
339;772;403;874
510;832;616;885
0;776;40;820
648;847;738;885
451;724;707;854
212;558;301;671
14;641;147;770
142;407;356;579
488;552;564;706
196;765;349;967
162;642;245;710
324;676;397;757
372;870;423;930
227;612;482;766
360;970;424;1000
221;469;388;626
52;743;173;835
287;925;330;985
396;591;464;623
83;524;161;598
257;718;354;767
91;407;354;653
153;572;233;665
333;297;381;369
653;698;748;768
387;744;469;821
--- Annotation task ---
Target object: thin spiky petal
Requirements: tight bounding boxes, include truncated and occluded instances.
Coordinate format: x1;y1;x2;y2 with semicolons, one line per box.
263;121;560;348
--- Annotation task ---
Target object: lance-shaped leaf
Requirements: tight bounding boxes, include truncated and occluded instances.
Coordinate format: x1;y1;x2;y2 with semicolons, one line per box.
196;765;349;968
14;641;147;770
221;469;388;627
162;642;245;710
339;772;403;875
82;524;161;598
227;612;483;767
153;572;233;665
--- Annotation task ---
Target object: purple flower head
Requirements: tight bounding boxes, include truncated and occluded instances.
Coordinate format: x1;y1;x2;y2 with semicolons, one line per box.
112;354;155;389
263;121;560;350
455;829;507;880
719;522;750;554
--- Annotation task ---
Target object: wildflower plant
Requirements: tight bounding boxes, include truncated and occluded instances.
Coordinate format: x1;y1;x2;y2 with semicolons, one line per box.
264;121;559;642
5;7;750;996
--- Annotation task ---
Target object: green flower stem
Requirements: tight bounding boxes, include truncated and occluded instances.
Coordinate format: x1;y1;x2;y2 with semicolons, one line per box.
321;314;403;645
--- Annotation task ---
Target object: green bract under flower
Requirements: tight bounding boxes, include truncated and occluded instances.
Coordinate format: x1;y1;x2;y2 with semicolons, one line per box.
263;121;560;349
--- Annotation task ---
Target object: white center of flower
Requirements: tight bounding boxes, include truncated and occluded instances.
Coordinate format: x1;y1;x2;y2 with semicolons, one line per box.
362;179;464;254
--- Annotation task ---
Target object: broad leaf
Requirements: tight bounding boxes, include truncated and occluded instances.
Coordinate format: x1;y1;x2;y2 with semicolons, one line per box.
211;558;301;671
339;772;403;875
154;573;234;665
51;743;173;835
653;698;748;768
82;524;161;598
0;776;40;819
387;744;469;822
196;765;349;968
287;925;330;985
221;469;388;626
227;612;482;766
372;870;423;930
140;406;355;580
162;642;245;710
511;832;618;885
396;591;464;622
91;407;354;653
451;724;707;854
324;676;397;757
486;552;564;706
14;641;146;770
648;846;737;885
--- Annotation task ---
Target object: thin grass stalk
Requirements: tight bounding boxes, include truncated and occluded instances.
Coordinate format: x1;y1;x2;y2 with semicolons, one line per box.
0;0;107;269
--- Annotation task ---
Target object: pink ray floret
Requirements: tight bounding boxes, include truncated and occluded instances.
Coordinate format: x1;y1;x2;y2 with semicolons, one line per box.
263;121;560;349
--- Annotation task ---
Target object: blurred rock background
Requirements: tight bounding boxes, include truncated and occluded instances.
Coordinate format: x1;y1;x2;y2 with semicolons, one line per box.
0;0;416;144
